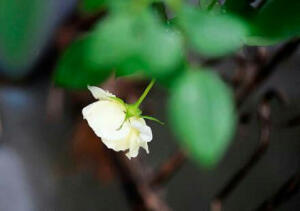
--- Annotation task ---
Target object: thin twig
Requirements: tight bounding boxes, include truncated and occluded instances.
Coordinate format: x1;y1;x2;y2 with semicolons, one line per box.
146;39;299;192
255;173;300;211
109;152;172;211
283;115;300;128
150;150;187;188
211;96;272;211
236;39;300;107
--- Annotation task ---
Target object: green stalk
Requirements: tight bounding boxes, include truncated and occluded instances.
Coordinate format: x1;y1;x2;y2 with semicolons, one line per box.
134;79;156;108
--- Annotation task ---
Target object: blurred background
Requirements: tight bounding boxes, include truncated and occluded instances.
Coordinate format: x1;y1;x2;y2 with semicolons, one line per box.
0;0;299;211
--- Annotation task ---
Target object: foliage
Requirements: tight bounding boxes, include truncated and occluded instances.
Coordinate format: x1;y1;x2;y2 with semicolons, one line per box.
178;5;249;57
51;0;300;167
247;0;300;45
0;0;50;77
79;0;107;14
54;35;111;89
168;69;236;167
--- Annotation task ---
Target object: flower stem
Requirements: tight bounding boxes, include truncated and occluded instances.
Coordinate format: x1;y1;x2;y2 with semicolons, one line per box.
134;79;156;108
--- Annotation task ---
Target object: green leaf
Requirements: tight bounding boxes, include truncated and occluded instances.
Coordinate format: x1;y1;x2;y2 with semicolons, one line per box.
178;6;249;57
79;0;132;14
0;0;49;77
79;0;107;14
54;35;111;89
223;0;253;17
199;0;221;11
140;20;184;79
168;69;236;167
244;36;283;46
88;12;141;74
88;10;184;79
248;0;300;45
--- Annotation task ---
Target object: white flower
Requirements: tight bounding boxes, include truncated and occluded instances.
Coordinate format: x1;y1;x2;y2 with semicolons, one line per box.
82;86;152;159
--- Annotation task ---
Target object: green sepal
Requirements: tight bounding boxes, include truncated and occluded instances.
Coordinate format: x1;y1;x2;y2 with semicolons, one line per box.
142;115;164;125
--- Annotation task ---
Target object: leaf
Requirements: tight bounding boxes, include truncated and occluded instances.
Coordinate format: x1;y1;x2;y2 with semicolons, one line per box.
54;35;111;89
88;12;140;71
223;0;253;17
140;19;184;79
248;0;300;45
178;6;249;57
168;69;236;167
79;0;107;14
79;0;131;14
88;12;145;77
0;0;50;77
88;10;184;79
199;0;221;12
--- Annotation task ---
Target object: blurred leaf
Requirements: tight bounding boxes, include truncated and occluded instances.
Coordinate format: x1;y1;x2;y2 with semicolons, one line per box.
178;6;249;57
88;12;143;76
244;36;283;46
199;0;221;11
79;0;107;14
54;36;111;89
0;0;50;77
199;0;214;9
140;20;184;79
151;1;168;21
223;0;253;17
88;10;184;79
247;0;300;45
79;0;132;14
168;69;236;167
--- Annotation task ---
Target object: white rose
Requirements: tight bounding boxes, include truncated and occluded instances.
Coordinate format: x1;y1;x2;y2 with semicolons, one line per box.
82;86;153;159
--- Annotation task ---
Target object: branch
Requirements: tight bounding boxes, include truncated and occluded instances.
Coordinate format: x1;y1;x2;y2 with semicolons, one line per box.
150;150;187;188
146;39;299;191
211;95;272;211
236;39;300;108
283;115;300;128
109;152;172;211
255;173;300;211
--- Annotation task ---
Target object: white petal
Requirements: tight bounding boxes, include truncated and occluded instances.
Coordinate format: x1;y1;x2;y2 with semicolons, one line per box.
82;100;130;140
88;86;115;100
103;123;150;159
130;118;153;142
82;100;153;159
102;136;130;152
140;141;149;154
125;131;140;159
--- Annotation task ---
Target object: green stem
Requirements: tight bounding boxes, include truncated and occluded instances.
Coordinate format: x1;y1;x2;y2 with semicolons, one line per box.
134;79;156;108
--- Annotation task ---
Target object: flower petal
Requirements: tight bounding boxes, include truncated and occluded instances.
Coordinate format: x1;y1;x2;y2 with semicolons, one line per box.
130;118;153;142
140;141;149;154
103;123;150;158
126;131;140;159
82;99;153;159
82;100;130;140
102;136;130;152
88;86;115;100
